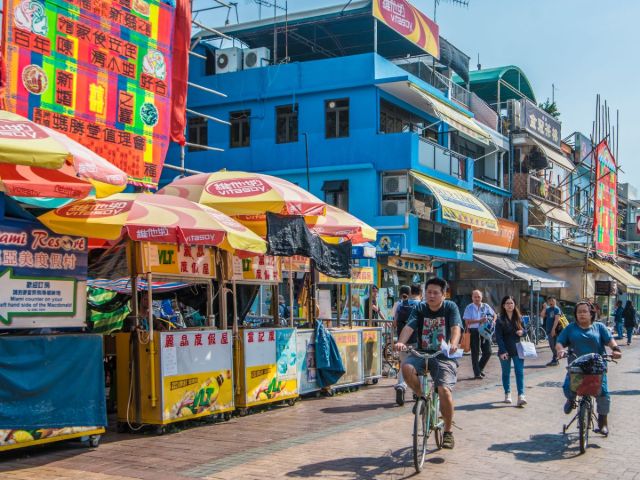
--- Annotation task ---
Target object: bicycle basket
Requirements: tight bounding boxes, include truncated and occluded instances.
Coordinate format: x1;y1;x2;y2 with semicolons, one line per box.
569;353;607;375
569;372;603;396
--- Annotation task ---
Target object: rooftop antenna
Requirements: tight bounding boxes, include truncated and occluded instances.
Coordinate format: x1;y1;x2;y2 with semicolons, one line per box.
434;0;470;20
477;53;481;71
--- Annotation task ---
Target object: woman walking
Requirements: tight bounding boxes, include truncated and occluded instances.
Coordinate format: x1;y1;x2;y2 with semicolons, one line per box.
622;300;637;346
495;296;527;407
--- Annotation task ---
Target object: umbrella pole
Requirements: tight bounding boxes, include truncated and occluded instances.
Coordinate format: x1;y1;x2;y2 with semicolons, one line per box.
348;283;353;329
289;258;294;328
146;242;157;408
206;280;213;327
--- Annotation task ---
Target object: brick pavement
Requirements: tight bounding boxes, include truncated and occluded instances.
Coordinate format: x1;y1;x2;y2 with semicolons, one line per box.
1;341;639;480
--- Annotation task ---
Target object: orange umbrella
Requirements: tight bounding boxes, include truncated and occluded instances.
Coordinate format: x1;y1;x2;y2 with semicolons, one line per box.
307;204;377;244
0;162;92;198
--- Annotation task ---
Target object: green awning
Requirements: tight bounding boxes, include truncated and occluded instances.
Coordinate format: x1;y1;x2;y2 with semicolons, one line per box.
453;65;536;106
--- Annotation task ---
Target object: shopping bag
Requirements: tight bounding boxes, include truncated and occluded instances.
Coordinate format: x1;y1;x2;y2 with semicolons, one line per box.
460;330;471;353
516;337;538;360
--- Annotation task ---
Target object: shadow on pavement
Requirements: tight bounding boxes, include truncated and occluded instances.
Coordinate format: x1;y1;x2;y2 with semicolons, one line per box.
489;433;580;462
320;402;397;414
457;401;511;411
608;389;640;396
285;446;442;479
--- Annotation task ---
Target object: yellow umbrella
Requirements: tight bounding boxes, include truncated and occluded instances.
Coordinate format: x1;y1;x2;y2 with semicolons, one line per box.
158;171;327;217
307;204;377;244
38;193;267;255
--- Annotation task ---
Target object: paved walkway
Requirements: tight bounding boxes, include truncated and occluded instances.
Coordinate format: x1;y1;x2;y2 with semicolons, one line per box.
1;340;639;480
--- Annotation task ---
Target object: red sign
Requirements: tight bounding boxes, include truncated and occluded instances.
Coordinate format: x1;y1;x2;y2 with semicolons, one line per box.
372;0;440;59
593;140;618;258
205;178;273;198
57;200;133;218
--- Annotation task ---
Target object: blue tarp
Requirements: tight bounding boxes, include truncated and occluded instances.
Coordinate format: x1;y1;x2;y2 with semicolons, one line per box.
0;334;106;429
314;320;345;388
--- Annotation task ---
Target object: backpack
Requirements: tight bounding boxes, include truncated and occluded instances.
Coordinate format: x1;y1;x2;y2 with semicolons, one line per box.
555;312;569;334
395;299;417;338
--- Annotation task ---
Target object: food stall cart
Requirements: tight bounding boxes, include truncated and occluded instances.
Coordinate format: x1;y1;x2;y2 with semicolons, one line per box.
232;255;299;413
0;215;106;451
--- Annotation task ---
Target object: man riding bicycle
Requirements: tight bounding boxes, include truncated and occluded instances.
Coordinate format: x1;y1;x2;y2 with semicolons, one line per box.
556;300;622;436
395;277;462;449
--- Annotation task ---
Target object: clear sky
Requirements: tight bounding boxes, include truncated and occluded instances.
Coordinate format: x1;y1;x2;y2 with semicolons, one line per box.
199;0;639;188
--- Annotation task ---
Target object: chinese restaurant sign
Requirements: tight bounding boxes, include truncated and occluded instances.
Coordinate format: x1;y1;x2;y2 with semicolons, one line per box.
2;0;175;187
522;99;561;148
593;140;617;258
373;0;440;59
0;220;87;327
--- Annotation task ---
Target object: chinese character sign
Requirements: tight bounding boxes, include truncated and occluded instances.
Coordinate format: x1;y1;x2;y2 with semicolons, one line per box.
522;99;561;148
593;140;618;258
2;0;175;188
373;0;439;59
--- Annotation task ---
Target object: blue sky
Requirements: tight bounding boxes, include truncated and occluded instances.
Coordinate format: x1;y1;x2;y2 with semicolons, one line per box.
199;0;639;188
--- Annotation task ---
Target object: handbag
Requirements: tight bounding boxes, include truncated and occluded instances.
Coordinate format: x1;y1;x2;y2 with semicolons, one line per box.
516;336;538;360
460;330;471;353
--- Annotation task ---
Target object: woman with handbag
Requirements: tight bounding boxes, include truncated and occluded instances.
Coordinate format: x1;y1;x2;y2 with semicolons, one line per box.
495;296;527;407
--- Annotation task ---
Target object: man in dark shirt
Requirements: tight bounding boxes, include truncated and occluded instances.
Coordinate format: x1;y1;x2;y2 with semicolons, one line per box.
395;277;463;449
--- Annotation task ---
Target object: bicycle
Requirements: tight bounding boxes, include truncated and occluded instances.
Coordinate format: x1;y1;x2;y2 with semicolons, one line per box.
406;348;444;472
561;353;615;454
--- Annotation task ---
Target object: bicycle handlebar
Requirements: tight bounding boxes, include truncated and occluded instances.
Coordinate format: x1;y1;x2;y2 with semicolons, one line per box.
406;347;444;360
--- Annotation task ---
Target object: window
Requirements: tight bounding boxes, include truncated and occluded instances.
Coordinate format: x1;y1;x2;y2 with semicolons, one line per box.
325;99;349;138
187;117;208;152
230;110;250;148
450;132;485;160
322;180;348;210
276;104;298;144
379;99;438;140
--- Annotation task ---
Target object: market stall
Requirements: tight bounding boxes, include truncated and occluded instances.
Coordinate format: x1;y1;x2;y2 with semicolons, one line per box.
0;211;106;451
232;255;299;412
38;194;266;430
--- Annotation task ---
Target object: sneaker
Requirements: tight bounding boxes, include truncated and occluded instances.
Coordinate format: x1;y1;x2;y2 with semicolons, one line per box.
442;431;455;449
517;395;527;407
546;360;559;367
563;399;576;415
473;375;483;380
480;372;486;378
504;393;512;404
395;387;405;406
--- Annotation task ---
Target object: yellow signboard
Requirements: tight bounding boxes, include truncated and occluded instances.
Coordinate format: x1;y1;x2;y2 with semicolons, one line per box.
139;243;216;278
232;255;281;282
162;371;234;421
245;364;298;406
317;266;374;285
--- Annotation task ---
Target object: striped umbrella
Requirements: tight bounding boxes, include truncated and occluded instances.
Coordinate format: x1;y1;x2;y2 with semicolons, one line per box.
307;204;377;244
38;193;267;255
0;162;92;199
0;111;127;197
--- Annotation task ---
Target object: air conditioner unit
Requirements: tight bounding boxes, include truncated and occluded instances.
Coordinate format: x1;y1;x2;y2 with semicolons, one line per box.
215;47;243;74
243;47;271;69
382;199;408;216
383;174;409;195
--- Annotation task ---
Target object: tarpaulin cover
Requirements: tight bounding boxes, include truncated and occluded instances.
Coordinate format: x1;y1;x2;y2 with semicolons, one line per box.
314;320;345;388
439;37;470;84
266;212;352;278
0;334;107;429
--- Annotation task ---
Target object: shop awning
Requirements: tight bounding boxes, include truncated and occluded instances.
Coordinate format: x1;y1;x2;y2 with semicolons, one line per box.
530;198;578;228
589;259;640;294
519;237;587;269
411;171;499;231
474;253;567;288
408;84;491;145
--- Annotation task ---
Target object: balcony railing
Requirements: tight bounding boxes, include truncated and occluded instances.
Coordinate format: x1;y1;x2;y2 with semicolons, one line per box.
418;219;467;253
418;137;466;180
396;60;471;108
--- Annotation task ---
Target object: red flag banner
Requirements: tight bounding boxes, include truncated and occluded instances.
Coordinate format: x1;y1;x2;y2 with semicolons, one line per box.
170;0;190;145
2;0;176;188
593;140;618;258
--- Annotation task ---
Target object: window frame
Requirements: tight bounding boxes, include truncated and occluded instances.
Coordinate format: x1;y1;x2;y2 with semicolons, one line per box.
187;116;208;152
325;98;350;139
322;179;349;210
230;110;251;148
275;104;299;144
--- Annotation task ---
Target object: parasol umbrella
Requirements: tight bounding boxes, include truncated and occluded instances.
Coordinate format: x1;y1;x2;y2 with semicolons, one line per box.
157;171;327;217
307;204;377;244
0;162;92;199
37;193;267;255
0;111;127;197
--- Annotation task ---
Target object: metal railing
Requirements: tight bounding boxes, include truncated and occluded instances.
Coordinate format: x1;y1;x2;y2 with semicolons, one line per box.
418;136;466;179
396;60;471;108
418;219;467;253
529;175;563;205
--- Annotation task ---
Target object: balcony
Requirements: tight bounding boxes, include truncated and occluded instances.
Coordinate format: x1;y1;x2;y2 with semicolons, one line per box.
418;219;467;253
396;61;471;108
512;173;563;205
418;137;467;180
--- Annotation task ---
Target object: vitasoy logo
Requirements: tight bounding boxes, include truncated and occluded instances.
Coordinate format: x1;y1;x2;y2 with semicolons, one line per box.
57;200;133;218
205;178;272;198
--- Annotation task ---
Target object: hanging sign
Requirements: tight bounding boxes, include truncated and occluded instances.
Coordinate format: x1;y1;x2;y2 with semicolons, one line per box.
317;266;374;285
232;255;281;282
139;243;216;278
593;140;618;258
2;0;175;187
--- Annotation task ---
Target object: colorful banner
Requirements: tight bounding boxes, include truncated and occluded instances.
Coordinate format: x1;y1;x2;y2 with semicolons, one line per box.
317;266;374;285
160;330;234;421
372;0;440;59
472;218;519;255
332;329;363;386
386;256;431;273
139;243;216;278
295;329;319;395
242;328;298;406
2;0;175;187
232;255;281;283
593;141;618;258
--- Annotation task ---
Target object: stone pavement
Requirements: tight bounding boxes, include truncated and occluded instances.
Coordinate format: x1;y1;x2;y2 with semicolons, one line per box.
1;340;639;480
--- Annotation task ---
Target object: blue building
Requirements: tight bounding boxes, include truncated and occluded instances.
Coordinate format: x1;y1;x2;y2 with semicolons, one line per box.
162;1;506;304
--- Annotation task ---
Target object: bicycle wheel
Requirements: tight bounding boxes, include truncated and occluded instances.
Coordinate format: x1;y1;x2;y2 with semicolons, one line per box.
413;397;429;472
578;398;591;454
431;393;444;449
537;327;547;342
